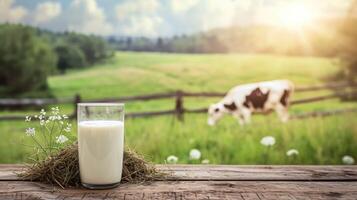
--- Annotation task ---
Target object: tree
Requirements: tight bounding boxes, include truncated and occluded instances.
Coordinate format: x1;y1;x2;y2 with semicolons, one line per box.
339;0;357;84
126;37;132;50
156;37;164;51
0;24;57;95
65;33;113;64
55;44;87;73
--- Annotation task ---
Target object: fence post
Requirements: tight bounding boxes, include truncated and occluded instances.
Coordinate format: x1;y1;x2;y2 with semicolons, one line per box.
175;90;184;122
73;94;81;119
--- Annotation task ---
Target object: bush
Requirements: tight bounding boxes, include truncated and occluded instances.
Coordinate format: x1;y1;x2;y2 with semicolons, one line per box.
64;33;114;64
0;24;57;95
55;44;87;73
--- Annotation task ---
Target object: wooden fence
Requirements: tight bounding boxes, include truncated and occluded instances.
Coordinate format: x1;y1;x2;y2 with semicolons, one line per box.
0;82;356;121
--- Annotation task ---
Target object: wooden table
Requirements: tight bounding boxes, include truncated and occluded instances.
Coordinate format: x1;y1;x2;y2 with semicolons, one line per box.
0;165;356;199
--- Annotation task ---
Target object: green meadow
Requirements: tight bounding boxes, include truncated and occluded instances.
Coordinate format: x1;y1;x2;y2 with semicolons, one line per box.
1;52;356;164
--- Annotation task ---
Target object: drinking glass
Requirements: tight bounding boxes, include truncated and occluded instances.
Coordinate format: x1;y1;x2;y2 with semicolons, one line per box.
77;103;124;189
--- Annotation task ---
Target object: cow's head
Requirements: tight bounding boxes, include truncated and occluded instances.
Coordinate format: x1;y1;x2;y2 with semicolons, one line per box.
207;101;237;126
207;103;224;126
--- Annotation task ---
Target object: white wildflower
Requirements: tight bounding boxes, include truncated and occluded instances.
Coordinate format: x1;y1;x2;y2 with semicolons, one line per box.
50;116;61;121
25;128;35;136
189;149;201;160
25;116;31;122
34;115;38;118
201;159;210;164
40;109;46;116
56;135;68;144
51;107;60;115
39;115;44;120
286;149;299;157
40;120;45;126
45;120;50;124
64;123;72;133
260;136;276;147
62;114;68;119
342;155;355;165
59;121;64;125
166;155;178;164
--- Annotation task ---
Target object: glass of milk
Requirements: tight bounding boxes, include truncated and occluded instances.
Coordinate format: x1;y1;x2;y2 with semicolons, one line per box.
77;103;124;189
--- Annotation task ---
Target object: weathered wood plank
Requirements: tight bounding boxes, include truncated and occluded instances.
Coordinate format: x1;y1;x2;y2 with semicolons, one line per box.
1;165;356;199
1;165;357;181
158;165;357;181
0;181;356;200
0;165;24;181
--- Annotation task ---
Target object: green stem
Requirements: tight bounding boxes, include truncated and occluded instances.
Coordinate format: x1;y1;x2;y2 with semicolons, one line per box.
30;135;47;156
41;123;49;148
55;122;65;148
49;120;56;154
58;122;65;136
263;147;271;164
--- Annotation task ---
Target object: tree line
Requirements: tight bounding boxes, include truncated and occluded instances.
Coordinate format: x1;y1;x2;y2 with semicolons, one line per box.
109;20;346;57
109;34;227;53
0;24;114;96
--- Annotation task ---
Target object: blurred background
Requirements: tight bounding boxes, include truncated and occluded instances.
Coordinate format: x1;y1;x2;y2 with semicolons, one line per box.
0;0;356;164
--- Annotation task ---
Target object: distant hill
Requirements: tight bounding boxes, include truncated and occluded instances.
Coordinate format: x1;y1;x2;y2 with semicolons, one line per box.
109;18;344;56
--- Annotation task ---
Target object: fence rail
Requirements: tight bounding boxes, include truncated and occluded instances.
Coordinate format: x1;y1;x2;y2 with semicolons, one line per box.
0;82;356;121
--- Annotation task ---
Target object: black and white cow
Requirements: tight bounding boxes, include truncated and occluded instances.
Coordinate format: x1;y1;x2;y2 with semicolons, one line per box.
207;80;294;126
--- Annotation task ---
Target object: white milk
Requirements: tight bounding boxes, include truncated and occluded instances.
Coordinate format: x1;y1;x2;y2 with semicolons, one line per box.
78;120;124;185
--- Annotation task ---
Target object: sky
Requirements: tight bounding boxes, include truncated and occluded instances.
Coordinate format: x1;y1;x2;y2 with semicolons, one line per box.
0;0;353;37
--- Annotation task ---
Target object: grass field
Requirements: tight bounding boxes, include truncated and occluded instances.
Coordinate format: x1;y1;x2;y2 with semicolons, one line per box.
1;52;356;164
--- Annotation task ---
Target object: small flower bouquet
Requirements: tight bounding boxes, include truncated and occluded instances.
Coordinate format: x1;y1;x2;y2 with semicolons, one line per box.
19;107;161;188
24;107;73;158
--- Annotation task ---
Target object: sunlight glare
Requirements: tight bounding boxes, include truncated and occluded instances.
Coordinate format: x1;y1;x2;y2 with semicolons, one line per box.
278;4;315;29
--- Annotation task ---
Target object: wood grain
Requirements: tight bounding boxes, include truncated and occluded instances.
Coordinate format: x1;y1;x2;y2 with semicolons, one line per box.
2;165;357;181
1;165;356;200
158;165;357;181
0;181;356;200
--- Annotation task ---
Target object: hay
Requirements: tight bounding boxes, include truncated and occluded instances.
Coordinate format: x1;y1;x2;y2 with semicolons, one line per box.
18;143;161;188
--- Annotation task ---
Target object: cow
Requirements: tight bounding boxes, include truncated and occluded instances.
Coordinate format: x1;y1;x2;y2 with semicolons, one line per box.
207;80;294;126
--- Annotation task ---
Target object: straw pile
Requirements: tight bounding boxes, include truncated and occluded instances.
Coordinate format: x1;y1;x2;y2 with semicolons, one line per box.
18;143;161;188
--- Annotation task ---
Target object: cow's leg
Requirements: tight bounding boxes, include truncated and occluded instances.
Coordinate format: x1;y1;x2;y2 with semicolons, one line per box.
275;104;289;123
238;118;245;126
232;112;245;125
241;108;252;124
